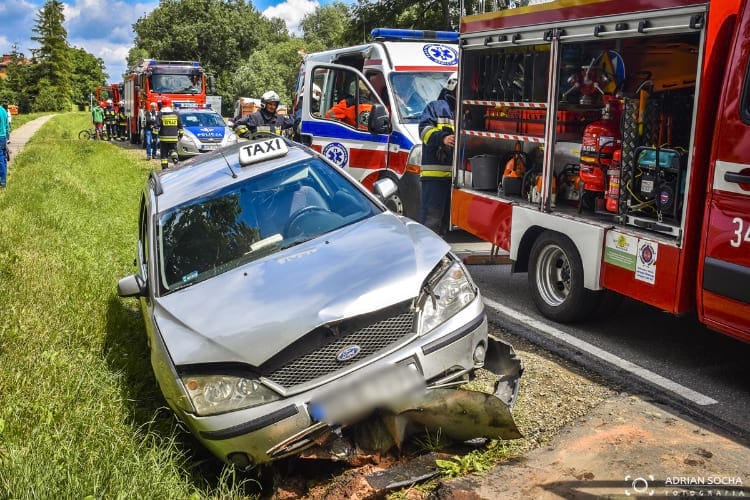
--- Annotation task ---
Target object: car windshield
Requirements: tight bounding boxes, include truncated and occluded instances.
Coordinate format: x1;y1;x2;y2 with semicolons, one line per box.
157;158;381;293
179;111;226;127
151;73;202;94
390;72;451;122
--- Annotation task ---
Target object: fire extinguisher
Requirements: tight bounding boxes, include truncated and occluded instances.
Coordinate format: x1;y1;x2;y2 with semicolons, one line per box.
605;148;621;213
579;95;622;195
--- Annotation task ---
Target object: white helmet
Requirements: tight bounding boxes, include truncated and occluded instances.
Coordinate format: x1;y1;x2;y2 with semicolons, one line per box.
106;99;113;105
261;90;280;110
445;72;458;92
312;83;322;101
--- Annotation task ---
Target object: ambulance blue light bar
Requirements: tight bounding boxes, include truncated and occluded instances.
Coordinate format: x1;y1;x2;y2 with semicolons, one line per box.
370;28;459;42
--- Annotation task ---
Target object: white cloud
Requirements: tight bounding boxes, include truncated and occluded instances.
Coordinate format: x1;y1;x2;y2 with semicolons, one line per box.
262;0;319;35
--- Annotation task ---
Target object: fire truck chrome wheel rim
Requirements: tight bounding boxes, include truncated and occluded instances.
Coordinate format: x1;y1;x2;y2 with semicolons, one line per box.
536;244;570;307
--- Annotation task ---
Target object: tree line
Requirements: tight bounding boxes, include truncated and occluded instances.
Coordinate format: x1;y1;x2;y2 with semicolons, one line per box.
0;0;523;115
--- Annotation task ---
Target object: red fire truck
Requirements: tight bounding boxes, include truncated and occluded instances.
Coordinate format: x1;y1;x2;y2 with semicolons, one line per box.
95;83;123;110
122;59;214;144
447;0;750;342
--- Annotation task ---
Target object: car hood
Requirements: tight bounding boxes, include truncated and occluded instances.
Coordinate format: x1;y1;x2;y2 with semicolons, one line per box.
153;213;449;367
185;125;226;140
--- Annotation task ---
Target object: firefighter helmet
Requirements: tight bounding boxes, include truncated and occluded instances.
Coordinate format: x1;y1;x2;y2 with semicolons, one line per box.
445;72;458;92
100;101;107;108
261;91;280;110
107;99;113;105
161;97;172;108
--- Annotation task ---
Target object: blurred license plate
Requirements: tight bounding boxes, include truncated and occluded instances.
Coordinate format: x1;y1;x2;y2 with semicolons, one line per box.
202;144;219;151
308;363;424;425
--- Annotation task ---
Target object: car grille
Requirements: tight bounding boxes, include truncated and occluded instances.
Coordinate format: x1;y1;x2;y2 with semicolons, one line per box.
265;309;416;390
200;137;223;144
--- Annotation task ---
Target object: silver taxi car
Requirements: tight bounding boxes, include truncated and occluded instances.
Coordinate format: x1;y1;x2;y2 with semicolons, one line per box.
118;134;514;469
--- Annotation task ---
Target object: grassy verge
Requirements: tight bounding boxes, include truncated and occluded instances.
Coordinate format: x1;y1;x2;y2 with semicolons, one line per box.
0;112;256;497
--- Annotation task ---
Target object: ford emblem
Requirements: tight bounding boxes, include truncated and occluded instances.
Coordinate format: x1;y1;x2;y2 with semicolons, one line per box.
336;345;361;362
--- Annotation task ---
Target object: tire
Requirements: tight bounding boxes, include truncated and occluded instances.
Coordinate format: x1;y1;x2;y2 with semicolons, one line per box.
78;129;92;140
385;191;404;215
528;231;601;323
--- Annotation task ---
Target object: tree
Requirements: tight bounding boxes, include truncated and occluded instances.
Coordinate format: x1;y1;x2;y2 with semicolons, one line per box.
68;47;107;109
30;0;73;111
230;39;308;109
300;3;350;50
132;0;281;78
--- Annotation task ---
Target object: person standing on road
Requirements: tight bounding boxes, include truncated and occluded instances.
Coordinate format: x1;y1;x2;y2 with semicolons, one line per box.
0;103;9;187
234;91;293;137
418;71;458;236
104;99;117;140
91;101;105;140
156;97;183;169
144;102;159;160
117;102;128;141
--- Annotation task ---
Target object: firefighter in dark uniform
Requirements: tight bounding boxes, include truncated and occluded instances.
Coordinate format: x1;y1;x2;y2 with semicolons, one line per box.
116;101;128;141
156;97;183;169
418;72;458;236
104;99;117;140
234;91;293;137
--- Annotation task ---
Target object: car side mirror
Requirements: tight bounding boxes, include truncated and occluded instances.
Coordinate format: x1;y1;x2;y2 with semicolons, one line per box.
118;274;147;298
368;104;391;135
373;177;397;203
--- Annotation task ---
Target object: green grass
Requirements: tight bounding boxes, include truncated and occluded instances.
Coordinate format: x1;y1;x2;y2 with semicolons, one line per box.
0;112;259;498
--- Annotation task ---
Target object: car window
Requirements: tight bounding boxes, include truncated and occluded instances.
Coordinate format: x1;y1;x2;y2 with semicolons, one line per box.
179;112;225;128
157;157;381;294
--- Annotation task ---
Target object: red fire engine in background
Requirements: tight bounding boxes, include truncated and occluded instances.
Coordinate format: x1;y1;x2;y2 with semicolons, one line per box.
95;83;123;111
122;59;214;145
444;0;750;342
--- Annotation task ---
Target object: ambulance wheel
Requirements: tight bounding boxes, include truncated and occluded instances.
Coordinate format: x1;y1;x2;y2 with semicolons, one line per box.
528;231;600;323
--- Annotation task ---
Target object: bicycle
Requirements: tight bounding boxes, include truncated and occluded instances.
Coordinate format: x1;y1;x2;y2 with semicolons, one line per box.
78;127;109;141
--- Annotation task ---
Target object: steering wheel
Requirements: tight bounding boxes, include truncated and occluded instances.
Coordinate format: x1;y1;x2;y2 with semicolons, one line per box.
283;206;333;238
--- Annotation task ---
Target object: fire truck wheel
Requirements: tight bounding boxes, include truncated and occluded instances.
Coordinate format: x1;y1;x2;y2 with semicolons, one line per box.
528;231;601;323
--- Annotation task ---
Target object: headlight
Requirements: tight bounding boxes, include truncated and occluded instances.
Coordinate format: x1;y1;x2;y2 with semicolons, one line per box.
406;144;422;168
181;131;197;146
418;257;477;334
182;374;280;416
224;130;238;145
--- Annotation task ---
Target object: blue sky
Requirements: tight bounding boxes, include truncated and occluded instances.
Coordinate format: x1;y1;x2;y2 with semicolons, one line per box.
1;0;348;84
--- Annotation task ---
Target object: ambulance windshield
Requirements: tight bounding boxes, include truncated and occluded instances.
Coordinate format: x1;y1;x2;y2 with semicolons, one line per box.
390;72;451;122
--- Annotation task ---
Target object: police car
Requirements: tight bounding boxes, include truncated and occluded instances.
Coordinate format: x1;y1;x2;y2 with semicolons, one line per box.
117;136;520;469
174;104;237;159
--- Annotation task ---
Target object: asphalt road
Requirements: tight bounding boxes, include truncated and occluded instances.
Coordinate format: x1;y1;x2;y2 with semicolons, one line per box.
446;230;750;445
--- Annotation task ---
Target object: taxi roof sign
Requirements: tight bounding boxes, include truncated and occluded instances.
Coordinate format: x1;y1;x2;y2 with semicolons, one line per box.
239;137;289;166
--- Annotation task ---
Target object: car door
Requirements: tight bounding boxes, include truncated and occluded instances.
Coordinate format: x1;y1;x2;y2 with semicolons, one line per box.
300;63;391;192
698;4;750;342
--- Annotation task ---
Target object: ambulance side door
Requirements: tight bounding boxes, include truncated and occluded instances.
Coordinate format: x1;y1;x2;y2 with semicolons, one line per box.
699;3;750;342
300;63;391;191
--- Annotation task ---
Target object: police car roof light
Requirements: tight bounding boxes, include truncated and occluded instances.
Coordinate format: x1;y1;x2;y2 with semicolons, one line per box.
370;28;459;42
